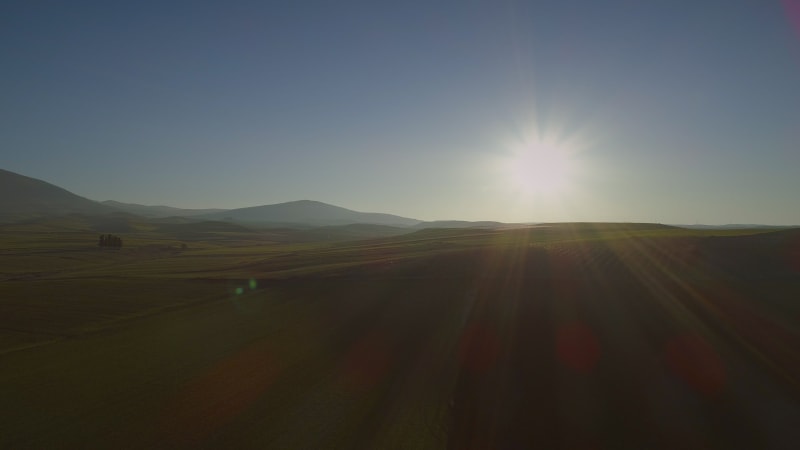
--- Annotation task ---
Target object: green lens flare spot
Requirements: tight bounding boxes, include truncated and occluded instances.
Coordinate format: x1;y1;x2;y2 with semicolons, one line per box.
235;287;244;295
249;279;258;290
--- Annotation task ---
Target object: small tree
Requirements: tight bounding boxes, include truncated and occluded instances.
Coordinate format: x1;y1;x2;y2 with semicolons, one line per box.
98;234;123;248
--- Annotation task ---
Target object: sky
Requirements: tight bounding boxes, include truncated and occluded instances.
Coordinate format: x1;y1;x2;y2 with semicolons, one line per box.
2;0;799;224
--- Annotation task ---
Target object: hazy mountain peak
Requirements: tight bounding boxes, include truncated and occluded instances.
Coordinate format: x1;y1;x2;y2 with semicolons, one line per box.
0;168;111;219
0;169;421;227
101;200;227;218
202;200;420;227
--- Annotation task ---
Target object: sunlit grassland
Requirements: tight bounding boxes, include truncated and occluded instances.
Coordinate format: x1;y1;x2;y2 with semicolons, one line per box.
1;223;797;448
0;224;784;350
1;261;468;448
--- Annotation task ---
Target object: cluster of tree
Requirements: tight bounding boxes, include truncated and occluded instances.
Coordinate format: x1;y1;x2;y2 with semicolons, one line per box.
98;234;123;248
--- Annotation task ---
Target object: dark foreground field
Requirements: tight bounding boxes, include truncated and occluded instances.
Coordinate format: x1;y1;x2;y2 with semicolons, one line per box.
1;224;799;449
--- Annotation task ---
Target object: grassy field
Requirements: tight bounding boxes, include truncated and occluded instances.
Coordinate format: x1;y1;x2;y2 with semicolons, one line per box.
1;223;799;448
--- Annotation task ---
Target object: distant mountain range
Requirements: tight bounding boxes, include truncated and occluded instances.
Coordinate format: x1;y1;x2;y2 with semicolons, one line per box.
100;200;227;218
0;168;112;220
0;168;420;227
4;168;794;230
199;200;419;227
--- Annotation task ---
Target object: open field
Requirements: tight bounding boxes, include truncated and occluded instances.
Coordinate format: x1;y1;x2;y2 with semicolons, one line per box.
1;224;799;448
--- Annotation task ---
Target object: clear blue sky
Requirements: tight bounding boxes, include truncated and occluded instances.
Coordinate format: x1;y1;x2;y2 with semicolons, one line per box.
2;0;799;224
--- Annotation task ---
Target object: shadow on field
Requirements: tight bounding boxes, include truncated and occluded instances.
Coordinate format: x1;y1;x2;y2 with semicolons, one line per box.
2;227;799;449
443;234;800;450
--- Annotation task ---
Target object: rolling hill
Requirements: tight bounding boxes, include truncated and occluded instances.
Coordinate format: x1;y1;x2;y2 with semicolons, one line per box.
0;168;111;220
102;201;228;218
0;169;421;228
200;200;420;227
413;220;509;229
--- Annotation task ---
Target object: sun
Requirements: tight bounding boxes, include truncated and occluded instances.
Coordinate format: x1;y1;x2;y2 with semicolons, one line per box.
504;143;574;197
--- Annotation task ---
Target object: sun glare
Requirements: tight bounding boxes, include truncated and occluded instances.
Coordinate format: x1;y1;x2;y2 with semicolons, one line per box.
504;143;574;197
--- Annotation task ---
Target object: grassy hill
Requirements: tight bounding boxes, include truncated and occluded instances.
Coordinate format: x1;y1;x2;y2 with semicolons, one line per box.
0;168;111;220
102;200;228;218
201;200;420;227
